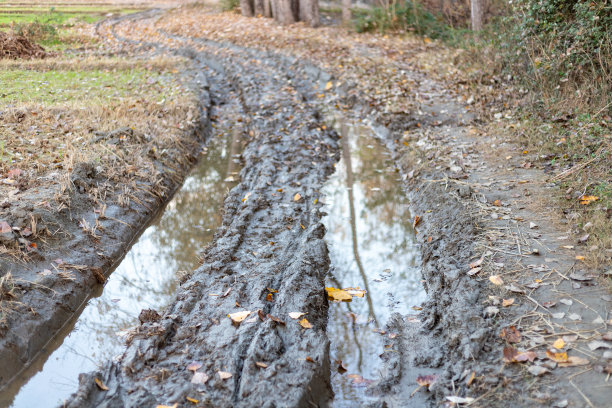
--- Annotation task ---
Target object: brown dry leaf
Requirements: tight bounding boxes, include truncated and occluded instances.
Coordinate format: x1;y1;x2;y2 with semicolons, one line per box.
255;362;268;369
324;81;333;91
156;405;178;408
325;287;352;302
288;312;306;319
347;374;374;387
503;346;536;363
502;298;515;307
466;371;476;386
500;326;521;343
186;397;199;404
546;350;569;363
558;356;589;367
305;356;315;363
489;275;504;286
229;310;251;324
218;371;232;380
469;257;484;269
186;361;203;372
413;215;421;228
265;293;274;302
191;372;209;385
579;195;599;205
468;266;482;276
94;377;109;391
293;193;301;201
299;318;312;329
552;338;565;350
493;199;502;206
336;359;347;373
266;314;286;325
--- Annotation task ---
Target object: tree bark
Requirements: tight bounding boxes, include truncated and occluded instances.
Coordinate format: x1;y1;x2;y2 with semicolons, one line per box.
342;0;351;23
470;0;483;31
274;0;296;25
264;0;272;17
298;0;320;27
254;0;265;16
240;0;254;17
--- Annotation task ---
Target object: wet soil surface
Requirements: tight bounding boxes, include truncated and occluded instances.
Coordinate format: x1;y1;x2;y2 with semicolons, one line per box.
3;8;611;408
2;124;245;408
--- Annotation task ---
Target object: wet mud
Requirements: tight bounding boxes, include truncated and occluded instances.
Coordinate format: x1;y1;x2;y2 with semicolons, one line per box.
64;16;342;408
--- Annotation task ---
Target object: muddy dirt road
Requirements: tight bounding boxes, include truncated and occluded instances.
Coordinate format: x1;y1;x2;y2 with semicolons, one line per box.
2;6;611;408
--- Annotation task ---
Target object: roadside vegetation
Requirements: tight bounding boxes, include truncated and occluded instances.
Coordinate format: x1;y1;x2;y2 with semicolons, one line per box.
350;0;611;267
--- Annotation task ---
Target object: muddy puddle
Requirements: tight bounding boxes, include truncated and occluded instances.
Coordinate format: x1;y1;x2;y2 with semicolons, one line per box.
323;119;426;406
3;129;245;408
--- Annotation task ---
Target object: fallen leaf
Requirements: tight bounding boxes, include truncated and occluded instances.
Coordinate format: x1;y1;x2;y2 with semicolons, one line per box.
191;372;209;385
305;356;315;363
156;404;178;408
446;396;475;404
186;361;203;372
500;326;521;343
0;221;11;234
469;256;484;269
186;397;199;404
503;346;536;363
413;215;421;228
265;293;274;301
489;275;504;285
466;371;475;386
344;287;366;297
266;314;286;325
468;266;482;276
493;199;502;206
242;192;252;202
299;318;312;329
325;287;352;302
416;374;437;388
546;350;568;363
255;362;268;368
94;377;109;391
579;195;599;205
289;312;306;319
218;371;232;380
293;193;301;201
229;310;251;324
553;338;565;350
347;374;374;387
324;81;333;91
575;255;585;261
558;356;589;367
502;298;515;307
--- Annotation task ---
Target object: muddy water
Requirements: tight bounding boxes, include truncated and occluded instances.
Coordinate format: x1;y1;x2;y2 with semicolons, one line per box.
6;129;244;408
323;120;426;406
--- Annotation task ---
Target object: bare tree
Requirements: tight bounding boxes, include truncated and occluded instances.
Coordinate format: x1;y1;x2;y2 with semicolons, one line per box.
342;0;351;23
240;0;254;17
470;0;483;31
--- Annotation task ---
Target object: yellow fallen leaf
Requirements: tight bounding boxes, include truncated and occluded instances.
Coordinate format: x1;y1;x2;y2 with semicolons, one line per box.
502;298;514;307
413;215;421;228
325;287;352;301
229;310;251;324
186;397;199;404
489;275;504;286
546;350;568;362
324;81;333;91
255;361;268;368
575;255;585;261
156;405;177;408
218;371;232;380
242;192;252;202
299;318;312;329
289;312;306;319
294;193;301;201
579;195;599;205
553;338;565;349
94;377;109;391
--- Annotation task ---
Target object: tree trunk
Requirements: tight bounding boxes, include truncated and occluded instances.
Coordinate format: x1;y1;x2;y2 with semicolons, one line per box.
274;0;296;25
298;0;320;27
240;0;254;17
342;0;351;23
470;0;482;31
263;0;272;17
254;0;265;16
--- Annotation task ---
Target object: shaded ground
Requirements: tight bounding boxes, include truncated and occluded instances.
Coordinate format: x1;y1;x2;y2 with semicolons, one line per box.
1;4;611;408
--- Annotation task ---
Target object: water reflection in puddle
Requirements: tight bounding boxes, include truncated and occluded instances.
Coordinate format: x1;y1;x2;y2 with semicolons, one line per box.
323;119;426;406
6;129;244;408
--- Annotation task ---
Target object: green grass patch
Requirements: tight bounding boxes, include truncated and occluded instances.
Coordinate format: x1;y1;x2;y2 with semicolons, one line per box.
0;68;175;105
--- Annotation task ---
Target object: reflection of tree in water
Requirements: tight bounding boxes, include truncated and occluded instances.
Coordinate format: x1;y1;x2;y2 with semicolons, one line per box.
75;129;244;362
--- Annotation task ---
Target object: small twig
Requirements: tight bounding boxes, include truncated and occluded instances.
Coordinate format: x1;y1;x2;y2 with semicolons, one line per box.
570;379;595;408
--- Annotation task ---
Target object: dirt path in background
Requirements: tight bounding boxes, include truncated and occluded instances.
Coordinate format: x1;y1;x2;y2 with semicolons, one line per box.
2;6;610;408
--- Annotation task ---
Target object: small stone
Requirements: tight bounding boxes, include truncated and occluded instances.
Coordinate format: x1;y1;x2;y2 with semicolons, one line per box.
527;366;548;376
530;222;538;229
